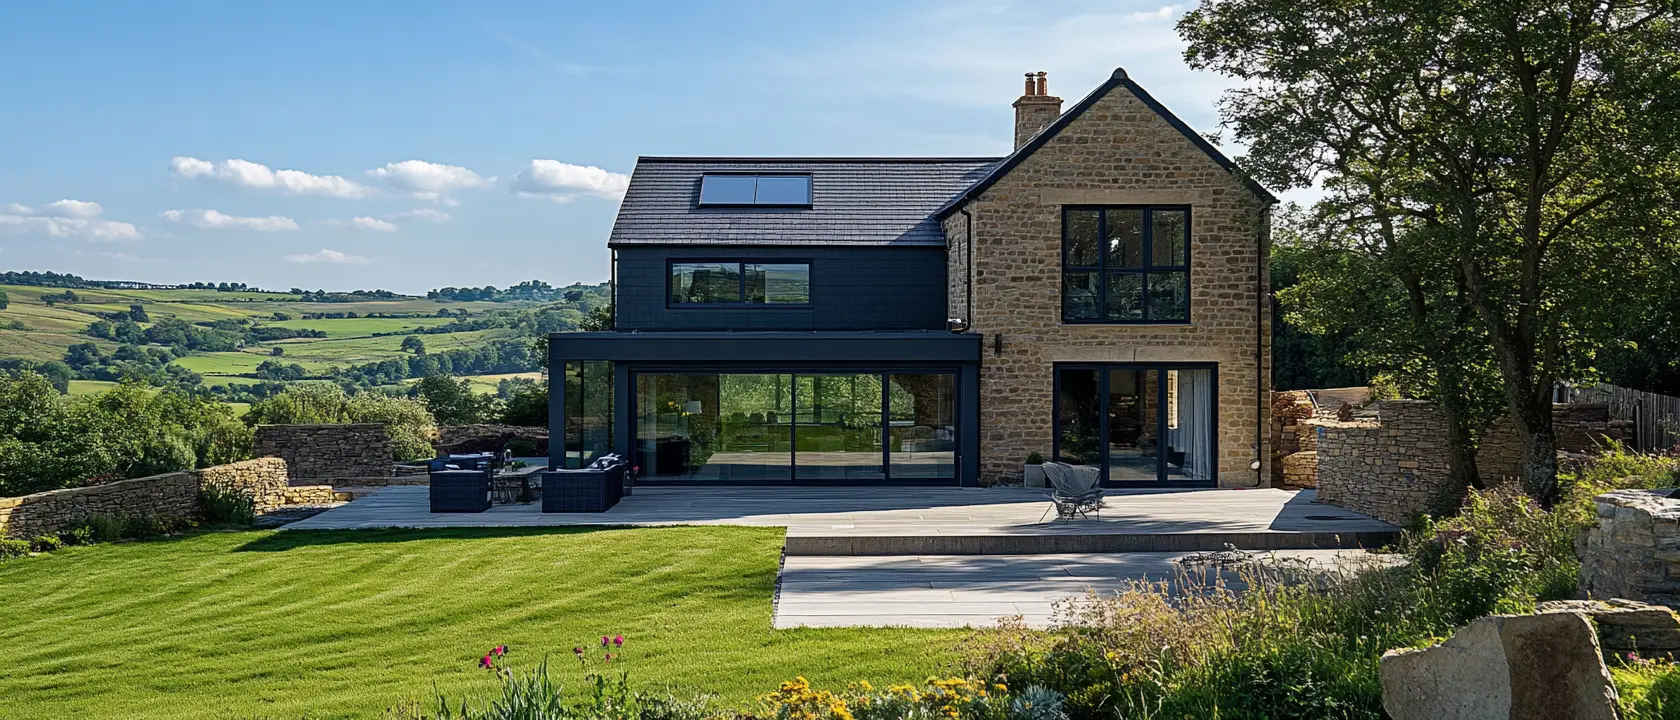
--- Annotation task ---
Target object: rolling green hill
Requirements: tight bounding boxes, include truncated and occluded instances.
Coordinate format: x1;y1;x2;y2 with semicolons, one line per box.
0;278;605;396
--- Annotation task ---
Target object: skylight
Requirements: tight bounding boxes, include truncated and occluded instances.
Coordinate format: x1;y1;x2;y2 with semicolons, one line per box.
698;174;812;207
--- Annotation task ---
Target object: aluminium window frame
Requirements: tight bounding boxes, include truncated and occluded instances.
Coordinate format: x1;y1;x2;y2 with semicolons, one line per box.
1059;205;1193;325
1050;361;1219;487
696;172;815;208
666;258;814;309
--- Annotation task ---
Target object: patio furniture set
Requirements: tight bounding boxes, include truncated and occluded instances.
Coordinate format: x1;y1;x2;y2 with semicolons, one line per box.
428;453;633;514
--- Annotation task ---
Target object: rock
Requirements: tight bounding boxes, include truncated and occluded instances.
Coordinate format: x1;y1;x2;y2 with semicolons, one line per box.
1538;598;1680;661
1381;612;1618;720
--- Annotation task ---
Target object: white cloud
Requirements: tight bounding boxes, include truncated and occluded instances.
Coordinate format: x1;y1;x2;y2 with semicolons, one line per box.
0;199;142;241
391;208;451;223
161;208;298;232
171;156;373;198
366;160;494;202
511;160;630;202
284;248;368;265
170;156;213;178
351;216;399;232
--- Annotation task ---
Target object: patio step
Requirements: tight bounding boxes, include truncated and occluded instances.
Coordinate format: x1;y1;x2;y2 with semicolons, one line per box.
783;529;1399;556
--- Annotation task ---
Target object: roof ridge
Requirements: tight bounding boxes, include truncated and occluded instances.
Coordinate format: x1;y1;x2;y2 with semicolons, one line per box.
636;156;1004;164
935;68;1277;217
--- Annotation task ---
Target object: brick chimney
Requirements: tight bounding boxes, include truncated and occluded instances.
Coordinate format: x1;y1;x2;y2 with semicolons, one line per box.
1012;71;1062;150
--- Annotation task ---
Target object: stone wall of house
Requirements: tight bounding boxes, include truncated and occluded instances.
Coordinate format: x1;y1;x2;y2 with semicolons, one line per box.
1312;400;1456;525
947;71;1272;487
254;424;393;482
1578;489;1680;608
0;458;297;540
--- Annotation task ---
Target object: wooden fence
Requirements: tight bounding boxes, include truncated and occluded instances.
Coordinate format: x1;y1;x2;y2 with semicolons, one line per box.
1556;383;1680;452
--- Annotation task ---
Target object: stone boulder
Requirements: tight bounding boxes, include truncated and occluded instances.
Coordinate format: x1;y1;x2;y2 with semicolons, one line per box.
1381;612;1618;720
432;424;548;456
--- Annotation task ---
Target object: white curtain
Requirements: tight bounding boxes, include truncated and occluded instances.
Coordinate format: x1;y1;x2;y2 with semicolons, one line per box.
1173;370;1215;481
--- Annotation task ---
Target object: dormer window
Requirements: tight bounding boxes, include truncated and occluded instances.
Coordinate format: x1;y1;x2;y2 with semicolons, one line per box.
698;174;812;207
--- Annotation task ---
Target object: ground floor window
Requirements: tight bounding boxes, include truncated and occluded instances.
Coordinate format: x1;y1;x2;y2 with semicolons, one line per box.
633;371;956;483
562;360;613;469
1054;364;1216;485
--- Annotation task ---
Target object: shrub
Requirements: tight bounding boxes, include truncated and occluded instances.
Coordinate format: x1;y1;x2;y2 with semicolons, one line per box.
0;539;30;560
0;372;253;496
1025;452;1044;465
199;483;256;526
505;439;540;458
60;524;95;546
1403;485;1579;623
84;514;127;543
29;535;63;553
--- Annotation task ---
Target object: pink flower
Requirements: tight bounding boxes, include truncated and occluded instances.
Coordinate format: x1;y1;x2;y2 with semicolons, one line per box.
604;652;614;663
613;635;624;647
493;645;507;657
573;646;585;657
601;635;610;647
479;655;494;670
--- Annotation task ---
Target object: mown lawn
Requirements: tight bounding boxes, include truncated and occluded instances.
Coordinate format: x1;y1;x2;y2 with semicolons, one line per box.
0;526;963;719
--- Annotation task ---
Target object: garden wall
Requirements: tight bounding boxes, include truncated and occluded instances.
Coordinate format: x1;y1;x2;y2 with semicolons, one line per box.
1577;489;1680;608
1312;400;1455;525
254;424;393;482
0;458;307;540
1477;406;1633;483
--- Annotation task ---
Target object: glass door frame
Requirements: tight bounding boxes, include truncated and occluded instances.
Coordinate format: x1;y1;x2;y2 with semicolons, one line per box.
1051;362;1219;487
626;365;963;485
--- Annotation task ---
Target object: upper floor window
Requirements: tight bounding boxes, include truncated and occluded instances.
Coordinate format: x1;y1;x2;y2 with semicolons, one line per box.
698;174;813;207
1062;206;1190;323
670;262;811;306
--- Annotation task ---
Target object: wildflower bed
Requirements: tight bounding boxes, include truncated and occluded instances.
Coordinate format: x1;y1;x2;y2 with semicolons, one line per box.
0;526;962;719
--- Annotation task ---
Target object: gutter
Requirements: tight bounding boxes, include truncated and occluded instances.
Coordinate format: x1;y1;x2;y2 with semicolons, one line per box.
1254;207;1270;487
961;206;975;325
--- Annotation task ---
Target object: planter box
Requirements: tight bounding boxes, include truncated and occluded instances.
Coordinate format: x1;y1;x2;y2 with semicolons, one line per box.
1024;464;1047;488
429;470;491;513
542;464;626;513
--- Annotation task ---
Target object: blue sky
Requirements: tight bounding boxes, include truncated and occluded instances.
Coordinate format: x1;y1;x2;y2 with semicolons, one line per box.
0;0;1285;295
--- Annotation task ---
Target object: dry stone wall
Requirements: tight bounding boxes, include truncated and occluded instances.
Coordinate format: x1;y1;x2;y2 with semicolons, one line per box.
947;73;1272;487
1578;489;1680;608
1312;400;1455;525
254;424;393;482
1479;407;1633;484
0;458;313;540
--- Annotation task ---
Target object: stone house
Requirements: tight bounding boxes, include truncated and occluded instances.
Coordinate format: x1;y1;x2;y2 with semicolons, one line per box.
550;68;1276;488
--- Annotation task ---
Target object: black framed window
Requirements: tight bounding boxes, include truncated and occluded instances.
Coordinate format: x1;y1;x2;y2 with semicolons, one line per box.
670;261;810;306
1062;206;1190;323
698;174;813;207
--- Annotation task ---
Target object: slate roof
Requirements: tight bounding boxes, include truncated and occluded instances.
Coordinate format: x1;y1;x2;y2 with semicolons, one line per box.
607;157;1000;248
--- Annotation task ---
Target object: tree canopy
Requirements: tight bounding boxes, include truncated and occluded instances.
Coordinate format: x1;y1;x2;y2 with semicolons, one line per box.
1183;0;1680;501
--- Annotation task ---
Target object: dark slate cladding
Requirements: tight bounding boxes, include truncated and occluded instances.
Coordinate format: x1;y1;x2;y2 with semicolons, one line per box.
609;157;1000;247
615;246;948;331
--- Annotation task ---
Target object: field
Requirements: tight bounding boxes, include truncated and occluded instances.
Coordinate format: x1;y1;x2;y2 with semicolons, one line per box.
403;371;545;394
263;316;457;338
0;526;959;719
0;283;555;393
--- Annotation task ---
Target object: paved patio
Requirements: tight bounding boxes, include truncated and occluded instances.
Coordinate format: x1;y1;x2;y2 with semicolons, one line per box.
774;550;1388;628
282;485;1397;553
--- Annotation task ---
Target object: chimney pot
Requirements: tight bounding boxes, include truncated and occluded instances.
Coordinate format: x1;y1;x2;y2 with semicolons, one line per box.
1011;70;1063;150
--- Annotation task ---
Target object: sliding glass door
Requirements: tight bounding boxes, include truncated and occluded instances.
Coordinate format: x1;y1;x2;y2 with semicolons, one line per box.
633;370;956;483
1053;364;1217;486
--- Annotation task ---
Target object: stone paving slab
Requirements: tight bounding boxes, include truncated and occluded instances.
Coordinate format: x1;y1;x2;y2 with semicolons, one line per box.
282;486;1397;553
774;550;1385;629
